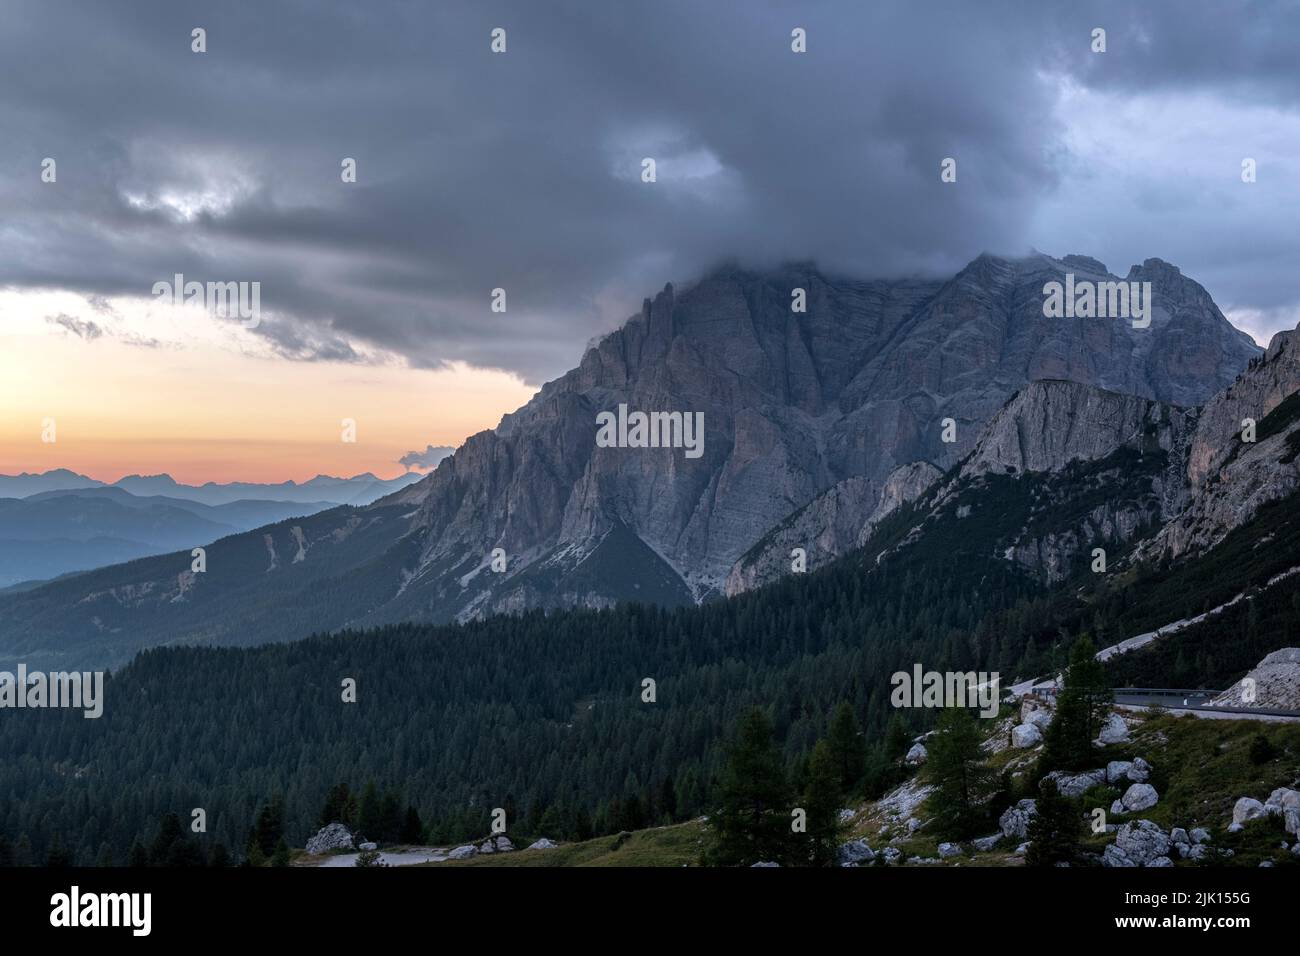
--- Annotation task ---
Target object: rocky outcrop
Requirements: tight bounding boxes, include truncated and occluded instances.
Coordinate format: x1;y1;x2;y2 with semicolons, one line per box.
1146;329;1300;560
1209;648;1300;710
305;822;355;855
724;461;941;595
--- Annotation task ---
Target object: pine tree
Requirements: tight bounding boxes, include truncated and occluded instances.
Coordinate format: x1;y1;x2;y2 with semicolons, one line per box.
45;835;73;868
148;813;184;866
400;806;424;844
925;707;995;840
1024;779;1082;867
271;838;291;867
1041;636;1114;771
256;796;286;856
826;703;866;795
706;709;792;866
801;739;844;867
884;713;911;762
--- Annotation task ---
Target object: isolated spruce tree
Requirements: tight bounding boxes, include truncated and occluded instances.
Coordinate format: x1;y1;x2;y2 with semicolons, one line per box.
318;783;354;828
826;703;866;795
925;707;996;840
802;739;845;867
400;806;424;844
45;835;73;868
148;812;185;866
271;838;291;867
706;709;791;866
1041;636;1113;771
884;713;911;763
356;781;383;843
254;796;285;856
1024;779;1082;867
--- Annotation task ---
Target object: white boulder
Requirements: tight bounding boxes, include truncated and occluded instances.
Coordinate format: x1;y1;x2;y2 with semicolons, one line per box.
305;822;355;855
1121;783;1159;813
1012;723;1043;748
527;838;558;850
448;844;477;860
999;799;1038;839
905;743;928;766
1232;797;1266;825
1115;820;1169;866
838;839;876;865
1096;713;1131;745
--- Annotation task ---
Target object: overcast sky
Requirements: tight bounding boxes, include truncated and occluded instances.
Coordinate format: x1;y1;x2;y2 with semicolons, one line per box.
2;0;1299;426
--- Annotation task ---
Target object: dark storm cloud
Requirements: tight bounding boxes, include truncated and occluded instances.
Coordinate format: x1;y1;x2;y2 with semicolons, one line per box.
2;0;1299;383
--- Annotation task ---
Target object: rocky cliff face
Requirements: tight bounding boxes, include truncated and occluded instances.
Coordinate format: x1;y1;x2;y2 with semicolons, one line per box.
868;381;1193;586
381;253;1256;615
1143;328;1300;560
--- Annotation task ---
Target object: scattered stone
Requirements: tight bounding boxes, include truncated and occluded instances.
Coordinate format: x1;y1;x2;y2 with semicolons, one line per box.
1115;820;1169;866
1122;783;1159;813
1190;827;1210;844
358;841;377;851
1096;712;1131;745
477;835;514;854
527;838;558;850
1227;822;1244;834
999;799;1038;839
1015;842;1029;855
973;834;1000;852
1012;723;1043;748
838;808;857;825
1110;799;1126;816
838;839;876;865
905;743;928;767
1170;827;1189;845
906;856;940;864
448;844;477;860
1128;758;1151;783
751;861;780;867
1146;856;1173;867
882;847;902;865
305;822;355;855
937;842;963;858
906;817;923;834
1103;844;1135;867
1044;769;1106;798
1259;861;1274;867
1027;709;1055;732
1106;760;1133;785
1233;797;1266;825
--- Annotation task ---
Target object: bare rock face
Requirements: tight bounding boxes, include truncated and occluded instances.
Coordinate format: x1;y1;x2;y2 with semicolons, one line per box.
1144;329;1300;560
382;254;1255;619
723;461;941;596
1209;648;1300;710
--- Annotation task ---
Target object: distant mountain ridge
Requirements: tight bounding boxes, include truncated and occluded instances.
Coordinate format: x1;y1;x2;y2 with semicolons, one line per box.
0;469;424;506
